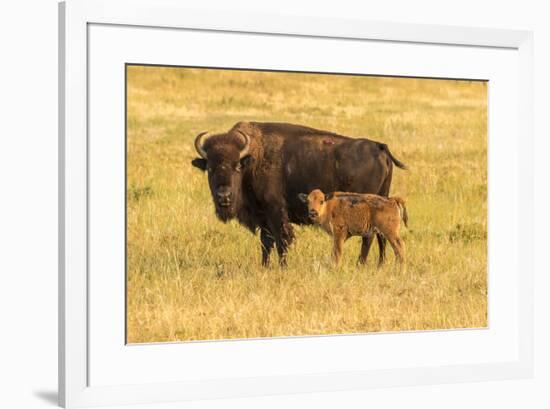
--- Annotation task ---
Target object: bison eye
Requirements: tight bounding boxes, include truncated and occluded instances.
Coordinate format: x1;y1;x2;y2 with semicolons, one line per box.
235;163;242;172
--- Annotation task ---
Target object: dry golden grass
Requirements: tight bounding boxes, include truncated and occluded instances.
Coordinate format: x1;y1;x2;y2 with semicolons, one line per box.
126;66;487;343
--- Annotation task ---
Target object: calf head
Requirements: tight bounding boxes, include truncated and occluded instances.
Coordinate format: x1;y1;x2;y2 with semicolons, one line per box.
191;130;254;222
298;189;329;223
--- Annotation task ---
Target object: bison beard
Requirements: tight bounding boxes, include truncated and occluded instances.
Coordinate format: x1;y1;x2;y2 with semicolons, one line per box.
214;204;235;222
191;121;406;267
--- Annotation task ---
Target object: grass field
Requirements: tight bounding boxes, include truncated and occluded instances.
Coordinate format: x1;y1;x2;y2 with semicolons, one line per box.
126;66;487;343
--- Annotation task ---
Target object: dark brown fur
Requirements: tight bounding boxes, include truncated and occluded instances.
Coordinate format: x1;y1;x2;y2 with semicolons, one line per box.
191;121;406;266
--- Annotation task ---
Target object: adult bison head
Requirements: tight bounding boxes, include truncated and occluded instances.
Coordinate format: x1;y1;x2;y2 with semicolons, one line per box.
191;130;254;222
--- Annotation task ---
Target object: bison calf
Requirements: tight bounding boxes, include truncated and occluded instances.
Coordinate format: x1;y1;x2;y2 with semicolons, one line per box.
298;189;408;271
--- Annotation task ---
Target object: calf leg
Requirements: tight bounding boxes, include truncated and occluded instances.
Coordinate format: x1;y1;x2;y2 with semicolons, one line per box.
332;231;346;266
376;173;392;267
376;234;387;268
387;235;406;273
260;228;275;267
396;237;406;273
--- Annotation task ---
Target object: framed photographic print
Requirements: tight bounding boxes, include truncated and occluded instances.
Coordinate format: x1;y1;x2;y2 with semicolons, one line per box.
59;0;534;407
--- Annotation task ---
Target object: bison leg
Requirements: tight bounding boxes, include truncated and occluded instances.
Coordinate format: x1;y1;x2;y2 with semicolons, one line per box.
260;228;275;267
376;172;393;267
274;222;294;267
332;230;346;267
387;235;406;274
376;234;387;268
275;241;287;266
265;210;295;267
360;233;387;268
359;233;374;265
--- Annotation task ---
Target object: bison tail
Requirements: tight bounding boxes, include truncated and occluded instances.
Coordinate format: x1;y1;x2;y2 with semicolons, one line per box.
380;143;408;170
392;196;408;228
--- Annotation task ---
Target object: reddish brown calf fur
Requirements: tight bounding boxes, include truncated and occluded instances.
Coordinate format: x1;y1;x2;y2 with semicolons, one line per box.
300;189;408;271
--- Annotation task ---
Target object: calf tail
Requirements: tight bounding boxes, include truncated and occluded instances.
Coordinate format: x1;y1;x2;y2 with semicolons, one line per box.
379;143;408;170
392;196;408;228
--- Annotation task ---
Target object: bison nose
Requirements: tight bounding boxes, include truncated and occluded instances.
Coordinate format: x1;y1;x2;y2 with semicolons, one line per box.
216;187;232;207
308;209;318;219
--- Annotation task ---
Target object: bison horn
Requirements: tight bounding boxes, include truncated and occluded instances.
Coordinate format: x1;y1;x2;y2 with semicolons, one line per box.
194;131;209;159
236;130;251;159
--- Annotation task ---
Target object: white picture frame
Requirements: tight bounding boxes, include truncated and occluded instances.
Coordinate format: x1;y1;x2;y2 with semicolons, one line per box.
59;0;534;407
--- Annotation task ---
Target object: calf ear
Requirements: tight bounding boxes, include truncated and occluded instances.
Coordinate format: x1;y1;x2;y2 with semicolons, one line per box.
298;193;308;203
324;193;332;201
191;158;207;171
240;154;254;168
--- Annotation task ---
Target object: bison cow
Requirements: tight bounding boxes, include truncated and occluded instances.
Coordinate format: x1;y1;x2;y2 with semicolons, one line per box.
191;121;406;266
